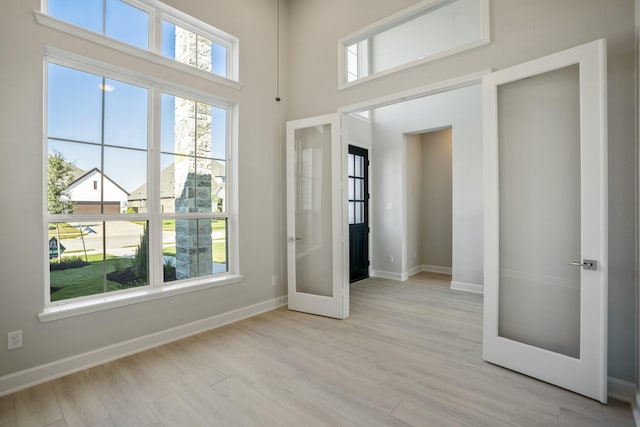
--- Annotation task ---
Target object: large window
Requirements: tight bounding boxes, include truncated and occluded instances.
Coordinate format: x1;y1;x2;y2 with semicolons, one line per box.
44;17;237;311
42;0;237;81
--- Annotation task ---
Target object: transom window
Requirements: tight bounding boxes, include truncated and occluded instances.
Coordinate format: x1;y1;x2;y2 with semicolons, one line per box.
339;0;489;88
43;0;237;81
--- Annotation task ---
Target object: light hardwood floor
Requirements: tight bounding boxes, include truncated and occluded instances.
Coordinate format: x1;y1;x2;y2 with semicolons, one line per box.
0;272;635;426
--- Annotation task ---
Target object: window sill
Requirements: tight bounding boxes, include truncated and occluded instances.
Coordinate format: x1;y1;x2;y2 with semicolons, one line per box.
34;11;242;90
38;274;243;323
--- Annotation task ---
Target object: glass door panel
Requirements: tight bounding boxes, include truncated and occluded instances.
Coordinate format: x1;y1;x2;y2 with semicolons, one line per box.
497;65;581;358
294;125;333;297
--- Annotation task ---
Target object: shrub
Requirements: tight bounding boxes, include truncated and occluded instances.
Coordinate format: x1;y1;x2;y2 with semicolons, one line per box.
133;225;148;281
49;257;90;271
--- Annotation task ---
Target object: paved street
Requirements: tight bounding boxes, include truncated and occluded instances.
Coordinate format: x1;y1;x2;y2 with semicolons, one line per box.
54;221;225;258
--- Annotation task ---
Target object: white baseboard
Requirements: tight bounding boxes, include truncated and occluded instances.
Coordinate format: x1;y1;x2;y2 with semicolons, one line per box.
633;389;640;426
607;376;636;403
0;296;287;398
406;265;422;277
450;281;484;294
422;265;452;275
371;270;404;281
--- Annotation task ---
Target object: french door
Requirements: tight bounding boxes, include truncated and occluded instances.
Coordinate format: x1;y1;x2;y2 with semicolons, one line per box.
286;114;348;319
483;39;608;402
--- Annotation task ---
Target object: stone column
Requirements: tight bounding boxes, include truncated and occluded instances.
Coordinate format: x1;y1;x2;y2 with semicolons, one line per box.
174;28;213;279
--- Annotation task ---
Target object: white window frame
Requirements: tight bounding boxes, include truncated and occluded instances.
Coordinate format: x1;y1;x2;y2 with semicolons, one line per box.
40;47;240;323
337;0;491;90
35;0;241;88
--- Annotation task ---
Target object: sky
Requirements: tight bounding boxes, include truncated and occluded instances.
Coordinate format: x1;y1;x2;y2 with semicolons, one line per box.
47;0;228;193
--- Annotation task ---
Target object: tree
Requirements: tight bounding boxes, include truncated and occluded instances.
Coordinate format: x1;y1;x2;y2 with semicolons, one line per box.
47;151;75;215
47;151;76;262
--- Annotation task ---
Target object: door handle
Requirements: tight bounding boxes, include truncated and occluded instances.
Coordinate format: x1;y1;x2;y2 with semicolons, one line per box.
287;237;302;242
569;259;598;271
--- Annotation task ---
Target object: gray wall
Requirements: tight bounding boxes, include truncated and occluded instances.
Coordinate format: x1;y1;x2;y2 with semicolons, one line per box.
406;134;423;273
287;0;637;383
0;0;289;378
421;129;453;270
404;128;454;274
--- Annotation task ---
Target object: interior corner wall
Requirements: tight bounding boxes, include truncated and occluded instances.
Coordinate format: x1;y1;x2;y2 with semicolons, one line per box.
405;134;423;275
371;85;482;286
421;129;453;271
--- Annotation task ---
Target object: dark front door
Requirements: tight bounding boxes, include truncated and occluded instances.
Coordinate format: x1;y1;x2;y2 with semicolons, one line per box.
348;145;369;283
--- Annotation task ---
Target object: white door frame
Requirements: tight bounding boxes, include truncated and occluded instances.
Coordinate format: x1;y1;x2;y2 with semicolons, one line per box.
482;39;608;403
338;70;490;283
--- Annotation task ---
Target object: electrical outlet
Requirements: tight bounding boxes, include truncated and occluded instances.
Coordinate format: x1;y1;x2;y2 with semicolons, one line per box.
8;330;22;350
271;275;278;286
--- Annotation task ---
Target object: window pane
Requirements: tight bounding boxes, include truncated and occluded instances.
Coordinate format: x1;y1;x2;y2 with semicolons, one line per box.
162;21;228;78
105;220;148;288
349;202;355;224
47;140;101;215
197;159;226;213
348;177;355;200
211;42;227;78
162;218;226;282
161;95;227;213
210;106;227;160
212;219;228;273
348;154;354;176
105;0;149;50
162;154;195;214
103;77;148;150
49;220;148;301
48;0;103;33
48;64;102;144
162;21;177;59
104;146;146;213
48;64;148;217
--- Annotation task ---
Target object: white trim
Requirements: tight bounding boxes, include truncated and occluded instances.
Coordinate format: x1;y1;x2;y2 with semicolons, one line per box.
371;270;405;281
607;377;636;403
450;281;483;294
337;0;490;90
34;12;242;89
337;69;490;114
422;264;452;275
406;265;422;277
1;296;287;397
39;274;243;322
633;390;640;426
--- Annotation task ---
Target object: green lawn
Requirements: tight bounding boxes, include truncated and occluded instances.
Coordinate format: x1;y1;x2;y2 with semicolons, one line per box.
49;254;145;302
162;219;226;231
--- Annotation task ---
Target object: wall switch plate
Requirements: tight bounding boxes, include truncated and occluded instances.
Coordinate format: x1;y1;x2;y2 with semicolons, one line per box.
8;330;22;350
388;255;394;263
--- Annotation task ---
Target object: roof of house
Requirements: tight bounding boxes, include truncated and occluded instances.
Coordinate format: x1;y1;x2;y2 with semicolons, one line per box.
69;167;130;196
128;161;225;201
